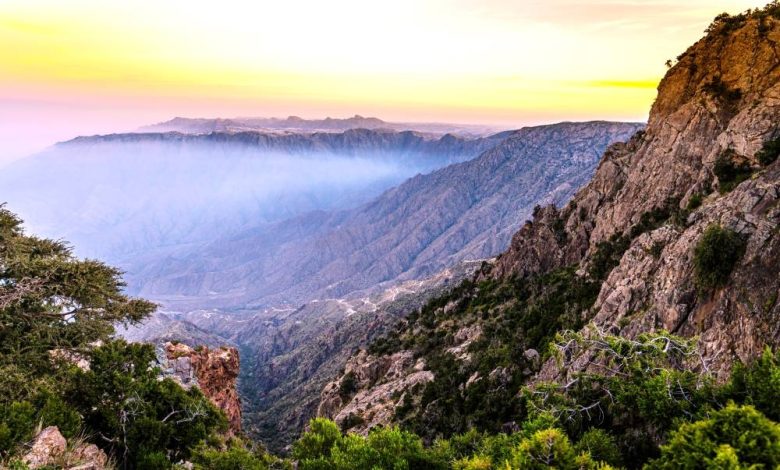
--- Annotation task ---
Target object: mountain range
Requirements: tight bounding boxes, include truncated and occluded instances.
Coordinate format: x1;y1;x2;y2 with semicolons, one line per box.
139;114;503;137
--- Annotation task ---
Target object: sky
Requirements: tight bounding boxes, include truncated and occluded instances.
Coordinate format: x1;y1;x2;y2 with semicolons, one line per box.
0;0;763;164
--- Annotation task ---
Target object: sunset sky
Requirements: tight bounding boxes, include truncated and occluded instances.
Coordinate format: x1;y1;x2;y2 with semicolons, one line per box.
0;0;763;163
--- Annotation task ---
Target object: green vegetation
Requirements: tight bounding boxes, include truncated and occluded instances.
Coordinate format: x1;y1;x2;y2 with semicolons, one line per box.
0;206;278;469
702;77;742;105
713;150;754;193
756;135;780;166
646;404;780;469
299;332;780;469
693;224;746;290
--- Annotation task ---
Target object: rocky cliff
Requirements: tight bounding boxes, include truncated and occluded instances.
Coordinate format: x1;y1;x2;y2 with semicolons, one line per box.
163;342;242;434
318;11;780;438
494;12;780;377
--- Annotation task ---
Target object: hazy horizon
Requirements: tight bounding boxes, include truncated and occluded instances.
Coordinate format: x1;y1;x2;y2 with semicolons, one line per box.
0;0;763;164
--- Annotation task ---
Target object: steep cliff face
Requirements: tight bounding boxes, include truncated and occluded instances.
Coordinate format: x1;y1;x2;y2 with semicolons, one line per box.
495;14;780;376
164;343;242;433
319;14;780;437
494;14;780;279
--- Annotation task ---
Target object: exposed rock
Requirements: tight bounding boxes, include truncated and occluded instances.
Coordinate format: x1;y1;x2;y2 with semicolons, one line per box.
67;443;108;470
163;342;242;433
493;15;780;380
22;426;66;469
317;350;433;434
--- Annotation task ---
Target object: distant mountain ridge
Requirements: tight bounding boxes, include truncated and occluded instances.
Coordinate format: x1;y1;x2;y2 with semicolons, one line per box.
139;114;503;137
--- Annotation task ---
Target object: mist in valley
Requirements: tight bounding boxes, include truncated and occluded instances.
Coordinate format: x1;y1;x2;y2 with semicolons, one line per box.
0;136;455;278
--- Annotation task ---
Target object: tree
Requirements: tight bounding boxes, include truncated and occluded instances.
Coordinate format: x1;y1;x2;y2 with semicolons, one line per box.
510;428;600;470
68;340;227;468
693;224;745;290
646;404;780;469
0;206;155;378
723;347;780;421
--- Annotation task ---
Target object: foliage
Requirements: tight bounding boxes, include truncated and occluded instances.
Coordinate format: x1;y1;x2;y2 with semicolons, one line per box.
0;207;250;469
67;340;227;467
693;224;745;290
646;404;780;469
574;429;621;468
0;206;155;379
722;347;780;421
510;428;601;470
756;135;780;166
702;77;742;105
338;372;358;400
294;420;444;470
713;150;753;193
530;328;721;466
190;438;285;470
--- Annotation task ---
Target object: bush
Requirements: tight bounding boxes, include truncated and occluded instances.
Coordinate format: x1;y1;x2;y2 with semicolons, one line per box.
713;150;753;193
191;440;275;470
338;372;358;399
693;224;746;290
723;347;780;421
575;429;622;467
756;136;780;166
0;402;36;456
510;428;598;469
646;404;780;469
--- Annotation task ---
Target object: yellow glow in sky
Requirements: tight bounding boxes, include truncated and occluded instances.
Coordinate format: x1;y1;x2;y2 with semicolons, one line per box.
0;0;765;161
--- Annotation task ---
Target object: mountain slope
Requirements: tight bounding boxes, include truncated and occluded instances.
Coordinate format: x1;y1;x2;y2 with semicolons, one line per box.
317;10;780;445
132;121;641;309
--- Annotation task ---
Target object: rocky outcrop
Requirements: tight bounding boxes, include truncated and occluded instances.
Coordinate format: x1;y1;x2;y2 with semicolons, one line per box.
492;14;780;379
67;443;109;470
22;427;67;469
163;342;242;433
317;350;433;434
494;15;780;280
21;426;109;470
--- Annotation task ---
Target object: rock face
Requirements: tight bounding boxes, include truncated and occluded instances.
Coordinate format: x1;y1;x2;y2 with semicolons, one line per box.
22;426;67;468
317;350;433;435
164;342;242;433
495;14;780;379
21;426;109;470
67;443;109;470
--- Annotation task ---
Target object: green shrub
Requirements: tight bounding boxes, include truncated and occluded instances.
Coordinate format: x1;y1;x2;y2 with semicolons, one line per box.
693;224;746;290
338;372;358;400
0;402;36;456
686;193;703;211
756;136;780;165
510;428;596;469
646;404;780;469
191;440;275;470
575;429;622;467
723;347;780;421
714;150;753;193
